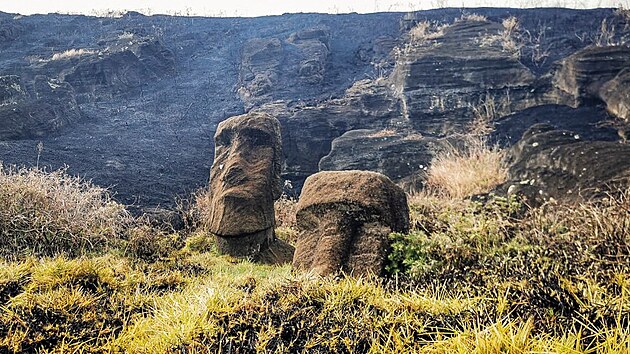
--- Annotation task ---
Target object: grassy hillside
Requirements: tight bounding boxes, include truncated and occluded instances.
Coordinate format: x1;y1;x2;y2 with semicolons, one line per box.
0;142;628;353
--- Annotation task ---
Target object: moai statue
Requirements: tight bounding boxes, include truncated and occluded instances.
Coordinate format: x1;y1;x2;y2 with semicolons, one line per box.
206;112;292;262
293;170;410;276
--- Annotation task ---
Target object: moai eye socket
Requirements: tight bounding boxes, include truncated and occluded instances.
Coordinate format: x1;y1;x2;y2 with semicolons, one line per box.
242;129;272;147
215;130;233;147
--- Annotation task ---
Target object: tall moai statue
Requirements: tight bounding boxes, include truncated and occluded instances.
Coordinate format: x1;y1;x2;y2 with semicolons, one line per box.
204;112;292;262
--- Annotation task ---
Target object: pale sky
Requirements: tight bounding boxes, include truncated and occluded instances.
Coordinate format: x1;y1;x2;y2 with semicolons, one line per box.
0;0;624;17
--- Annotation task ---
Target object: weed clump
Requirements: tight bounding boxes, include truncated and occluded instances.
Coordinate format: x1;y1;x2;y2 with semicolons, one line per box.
0;165;131;258
424;137;508;199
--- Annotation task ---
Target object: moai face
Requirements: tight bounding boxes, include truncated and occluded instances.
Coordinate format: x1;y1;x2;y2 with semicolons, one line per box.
207;112;282;256
292;171;410;276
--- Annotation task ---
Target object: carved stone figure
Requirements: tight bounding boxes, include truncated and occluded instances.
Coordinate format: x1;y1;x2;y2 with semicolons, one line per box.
292;170;410;276
206;112;291;261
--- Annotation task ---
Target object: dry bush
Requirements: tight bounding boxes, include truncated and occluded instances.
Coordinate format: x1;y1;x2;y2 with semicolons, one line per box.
457;12;487;22
425;137;508;199
595;18;617;47
50;48;96;61
274;194;297;229
193;188;212;229
0;165;131;258
469;93;512;135
125;225;184;262
274;194;299;245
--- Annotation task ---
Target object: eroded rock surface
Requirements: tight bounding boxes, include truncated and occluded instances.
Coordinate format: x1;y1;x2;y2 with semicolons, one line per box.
0;75;81;140
293;171;409;276
319;129;446;189
238;27;331;110
553;46;630;105
599;69;630;121
390;19;542;135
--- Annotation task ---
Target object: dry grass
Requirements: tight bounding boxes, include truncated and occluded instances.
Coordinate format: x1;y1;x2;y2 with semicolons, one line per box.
469;93;512;135
458;12;488;22
0;161;629;353
424;136;508;199
407;20;447;44
274;194;299;245
0;164;131;258
364;129;398;138
50;48;96;61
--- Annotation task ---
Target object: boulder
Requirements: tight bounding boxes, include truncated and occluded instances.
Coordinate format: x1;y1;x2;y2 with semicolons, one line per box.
204;111;293;261
553;45;630;105
319;129;446;189
501;123;630;202
599;68;630;121
293;171;409;276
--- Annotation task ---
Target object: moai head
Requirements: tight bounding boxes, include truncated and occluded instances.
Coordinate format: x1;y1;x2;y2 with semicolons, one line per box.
292;171;410;276
207;112;282;257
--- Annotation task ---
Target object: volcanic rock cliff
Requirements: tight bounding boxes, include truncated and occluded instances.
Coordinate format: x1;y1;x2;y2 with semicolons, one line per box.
0;8;629;207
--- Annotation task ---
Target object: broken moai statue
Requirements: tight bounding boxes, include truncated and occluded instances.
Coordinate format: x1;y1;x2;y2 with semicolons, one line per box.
293;170;410;276
206;111;293;263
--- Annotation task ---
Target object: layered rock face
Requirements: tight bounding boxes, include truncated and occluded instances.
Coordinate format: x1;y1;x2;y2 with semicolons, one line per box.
599;69;630;122
56;35;175;98
319;129;446;189
390;19;542;135
0;9;626;207
276;79;404;184
293;171;409;276
205;112;283;258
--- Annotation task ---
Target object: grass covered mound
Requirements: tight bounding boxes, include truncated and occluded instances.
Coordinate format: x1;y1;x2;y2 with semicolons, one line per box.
0;159;628;353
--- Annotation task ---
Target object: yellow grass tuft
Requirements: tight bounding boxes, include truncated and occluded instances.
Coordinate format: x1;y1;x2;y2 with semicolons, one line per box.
425;137;508;199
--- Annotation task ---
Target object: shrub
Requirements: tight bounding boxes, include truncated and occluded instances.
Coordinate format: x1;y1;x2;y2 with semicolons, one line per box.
425;136;508;199
0;165;131;258
125;225;184;262
50;48;96;61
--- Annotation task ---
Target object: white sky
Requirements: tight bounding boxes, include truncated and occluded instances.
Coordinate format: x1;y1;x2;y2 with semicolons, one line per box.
0;0;625;17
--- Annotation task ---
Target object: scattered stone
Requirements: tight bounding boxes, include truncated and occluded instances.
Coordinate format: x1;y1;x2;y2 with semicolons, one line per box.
293;170;409;276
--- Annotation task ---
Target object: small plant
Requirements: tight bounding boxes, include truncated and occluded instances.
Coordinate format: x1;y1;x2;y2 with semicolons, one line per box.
595;18;617;46
274;193;299;245
469;92;512;135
